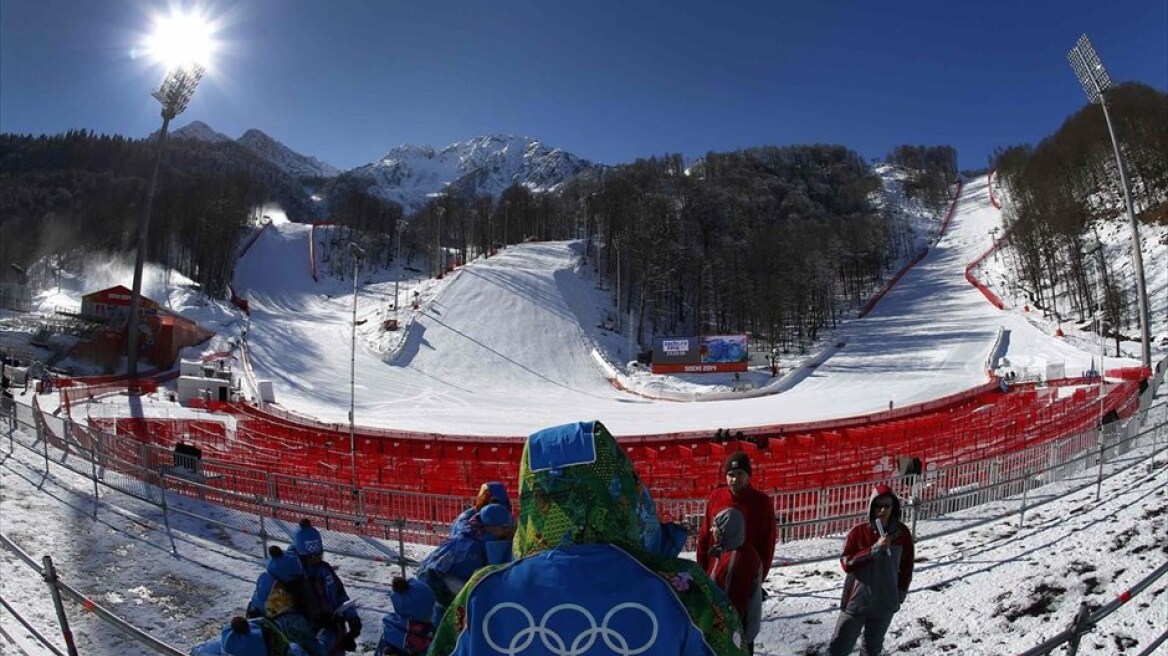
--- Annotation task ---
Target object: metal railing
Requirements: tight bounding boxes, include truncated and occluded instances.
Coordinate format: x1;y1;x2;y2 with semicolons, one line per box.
2;375;1165;655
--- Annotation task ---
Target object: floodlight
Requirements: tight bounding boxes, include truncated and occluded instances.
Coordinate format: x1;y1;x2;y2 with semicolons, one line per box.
1065;34;1151;368
125;11;213;387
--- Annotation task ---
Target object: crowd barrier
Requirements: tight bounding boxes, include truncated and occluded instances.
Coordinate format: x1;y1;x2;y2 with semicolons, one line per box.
14;367;1159;554
45;365;1149;508
3;368;1165;656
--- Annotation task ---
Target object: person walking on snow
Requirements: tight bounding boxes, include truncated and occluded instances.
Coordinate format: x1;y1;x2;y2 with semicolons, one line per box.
827;484;915;656
705;507;763;655
697;452;777;582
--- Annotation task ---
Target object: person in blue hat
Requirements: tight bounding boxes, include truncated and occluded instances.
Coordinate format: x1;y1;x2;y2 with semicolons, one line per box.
214;615;314;656
375;576;437;656
448;482;510;537
428;420;748;656
416;502;514;624
289;519;363;654
246;546;321;656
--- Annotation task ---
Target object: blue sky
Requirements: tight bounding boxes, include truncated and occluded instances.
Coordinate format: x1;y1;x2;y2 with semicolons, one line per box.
1;0;1165;172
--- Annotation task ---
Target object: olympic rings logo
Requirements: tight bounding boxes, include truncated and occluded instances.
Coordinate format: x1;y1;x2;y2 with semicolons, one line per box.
481;602;658;656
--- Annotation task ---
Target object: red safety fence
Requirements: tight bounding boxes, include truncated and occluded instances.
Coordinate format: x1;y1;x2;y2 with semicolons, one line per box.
70;372;1146;504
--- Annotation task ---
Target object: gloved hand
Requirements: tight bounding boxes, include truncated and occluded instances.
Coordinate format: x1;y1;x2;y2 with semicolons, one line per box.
340;635;357;651
346;617;362;639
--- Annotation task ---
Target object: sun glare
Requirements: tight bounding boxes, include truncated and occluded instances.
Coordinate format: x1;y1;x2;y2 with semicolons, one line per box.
145;10;216;70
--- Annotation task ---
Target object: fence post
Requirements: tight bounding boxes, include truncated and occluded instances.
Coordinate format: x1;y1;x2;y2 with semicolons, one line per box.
1018;475;1030;528
89;430;100;519
41;556;80;656
157;473;177;556
41;416;51;474
259;511;270;556
396;518;407;577
1066;601;1092;655
1095;427;1106;502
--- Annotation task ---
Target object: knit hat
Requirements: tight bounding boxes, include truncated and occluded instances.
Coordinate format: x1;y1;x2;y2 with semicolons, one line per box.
220;617;266;656
265;545;304;583
479;503;514;528
292;518;324;557
724;451;752;476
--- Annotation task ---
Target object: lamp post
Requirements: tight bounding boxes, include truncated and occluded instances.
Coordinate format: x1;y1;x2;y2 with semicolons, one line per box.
127;22;207;387
1068;34;1152;369
348;242;365;491
393;221;403;319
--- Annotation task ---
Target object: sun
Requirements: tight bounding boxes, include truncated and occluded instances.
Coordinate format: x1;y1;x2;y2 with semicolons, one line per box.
144;8;218;70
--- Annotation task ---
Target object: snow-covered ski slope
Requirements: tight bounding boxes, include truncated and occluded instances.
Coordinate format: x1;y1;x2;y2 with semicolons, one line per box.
234;176;1126;437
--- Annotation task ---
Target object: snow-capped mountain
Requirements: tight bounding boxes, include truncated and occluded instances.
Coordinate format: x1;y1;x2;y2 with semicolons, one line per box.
237;129;341;179
345;134;595;213
167;120;232;143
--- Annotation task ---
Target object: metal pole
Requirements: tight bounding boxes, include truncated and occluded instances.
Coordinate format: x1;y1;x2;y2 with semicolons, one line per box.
1095;425;1106;502
126;113;172;388
1096;94;1151;369
41;556;79;656
396;518;407;577
349;246;363;492
1070;41;1151;369
1018;476;1030;528
393;223;402;319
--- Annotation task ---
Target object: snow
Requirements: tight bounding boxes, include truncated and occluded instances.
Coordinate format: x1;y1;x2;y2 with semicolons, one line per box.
2;172;1166;655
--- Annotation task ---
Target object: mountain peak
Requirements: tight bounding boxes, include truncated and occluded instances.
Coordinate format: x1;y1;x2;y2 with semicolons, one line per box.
237;128;340;178
353;135;593;214
167;120;232;143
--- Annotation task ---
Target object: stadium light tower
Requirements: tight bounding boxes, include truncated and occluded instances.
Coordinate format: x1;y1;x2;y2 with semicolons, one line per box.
126;12;210;387
348;243;366;492
1067;34;1151;369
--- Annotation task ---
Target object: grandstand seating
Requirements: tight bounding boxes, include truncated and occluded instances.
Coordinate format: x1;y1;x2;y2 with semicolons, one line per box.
62;372;1147;511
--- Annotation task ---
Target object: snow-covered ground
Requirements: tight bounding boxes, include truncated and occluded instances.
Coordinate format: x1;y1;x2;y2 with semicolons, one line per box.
214;175;1151;437
2;172;1167;654
1;407;1164;655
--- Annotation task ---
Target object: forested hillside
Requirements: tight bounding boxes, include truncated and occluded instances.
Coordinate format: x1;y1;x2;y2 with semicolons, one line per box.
2;130;957;359
0;131;318;297
992;82;1168;350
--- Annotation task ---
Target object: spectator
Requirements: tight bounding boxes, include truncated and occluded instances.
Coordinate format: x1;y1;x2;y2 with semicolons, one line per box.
215;615;309;656
697;452;777;582
428;420;747;656
289;519;362;653
247;546;321;656
705;507;762;655
448;481;510;537
826;484;915;656
375;577;436;656
416;502;514;623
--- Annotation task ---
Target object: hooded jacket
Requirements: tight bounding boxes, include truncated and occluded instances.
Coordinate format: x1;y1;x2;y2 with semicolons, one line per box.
247;548;322;656
448;482;511;537
837;484;915;616
378;578;436;655
705;508;763;644
428;420;749;656
697;484;777;580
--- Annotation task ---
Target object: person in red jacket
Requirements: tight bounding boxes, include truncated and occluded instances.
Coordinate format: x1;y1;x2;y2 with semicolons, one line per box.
827;483;915;656
697;451;777;582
